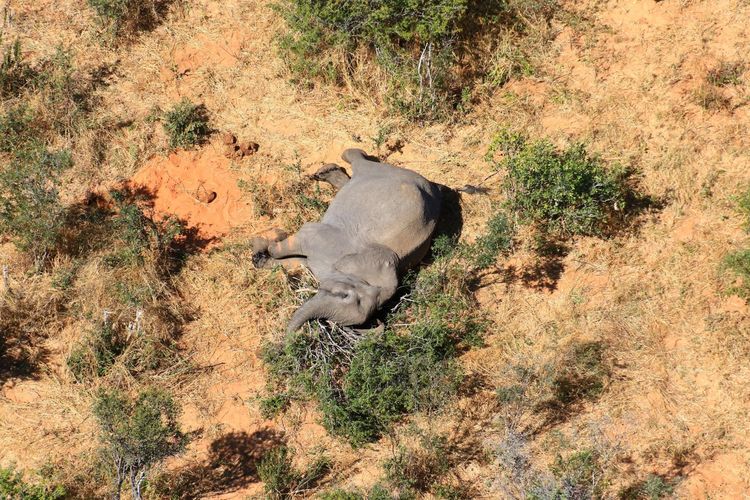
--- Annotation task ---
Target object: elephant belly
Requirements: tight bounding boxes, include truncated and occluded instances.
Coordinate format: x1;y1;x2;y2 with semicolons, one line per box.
322;176;441;261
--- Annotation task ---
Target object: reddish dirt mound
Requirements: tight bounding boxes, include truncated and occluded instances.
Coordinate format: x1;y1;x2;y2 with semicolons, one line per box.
130;147;253;240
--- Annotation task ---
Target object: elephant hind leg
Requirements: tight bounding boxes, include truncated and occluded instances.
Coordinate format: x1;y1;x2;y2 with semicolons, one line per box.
255;255;308;271
311;163;350;190
267;234;305;259
250;228;289;254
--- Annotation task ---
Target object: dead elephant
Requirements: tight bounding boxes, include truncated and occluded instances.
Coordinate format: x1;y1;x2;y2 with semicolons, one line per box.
252;148;443;333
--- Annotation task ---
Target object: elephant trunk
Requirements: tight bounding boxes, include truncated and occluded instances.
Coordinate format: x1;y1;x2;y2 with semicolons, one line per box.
286;293;332;334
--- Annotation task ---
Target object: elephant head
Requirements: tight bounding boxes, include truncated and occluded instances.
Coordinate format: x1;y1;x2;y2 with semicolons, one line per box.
286;245;399;333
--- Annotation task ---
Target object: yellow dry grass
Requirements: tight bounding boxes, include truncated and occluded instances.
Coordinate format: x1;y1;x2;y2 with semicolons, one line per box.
1;0;750;497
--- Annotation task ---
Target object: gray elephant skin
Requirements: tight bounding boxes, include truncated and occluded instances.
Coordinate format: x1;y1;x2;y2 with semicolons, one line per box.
252;148;443;333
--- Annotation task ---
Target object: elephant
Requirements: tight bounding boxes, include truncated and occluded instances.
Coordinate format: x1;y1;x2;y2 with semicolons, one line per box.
251;148;443;333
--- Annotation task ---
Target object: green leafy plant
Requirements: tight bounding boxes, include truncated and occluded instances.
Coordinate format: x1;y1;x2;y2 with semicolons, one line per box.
93;387;186;500
488;130;629;237
257;445;331;499
721;188;750;300
163;99;210;149
721;249;750;300
0;104;35;152
262;231;499;446
0;145;72;267
0;465;66;500
275;0;559;120
103;190;185;271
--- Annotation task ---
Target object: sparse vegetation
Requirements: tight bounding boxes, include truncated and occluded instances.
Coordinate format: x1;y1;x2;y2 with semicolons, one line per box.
0;36;38;98
257;445;331;499
0;465;66;500
93;387;186;500
0;145;72;267
488;130;630;238
707;61;745;87
722;187;750;300
163;99;210;150
621;474;676;499
88;0;171;39
383;432;454;496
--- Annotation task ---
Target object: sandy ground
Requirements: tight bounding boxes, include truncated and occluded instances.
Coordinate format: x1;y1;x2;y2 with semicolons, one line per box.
1;0;750;497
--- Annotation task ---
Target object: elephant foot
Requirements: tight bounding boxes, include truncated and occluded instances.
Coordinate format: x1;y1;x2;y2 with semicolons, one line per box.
311;163;350;190
252;251;270;269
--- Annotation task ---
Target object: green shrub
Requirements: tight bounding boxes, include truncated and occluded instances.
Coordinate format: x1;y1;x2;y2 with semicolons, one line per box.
103;190;184;271
93;387;186;500
318;489;366;500
67;322;124;382
470;210;514;269
0;36;38;98
620;474;675;500
488;130;629;237
0;104;36;152
722;249;750;299
260;393;291;419
262;220;507;445
258;445;331;499
163;99;210;149
0;145;72;267
721;188;750;300
552;341;608;405
275;0;559;120
0;465;66;500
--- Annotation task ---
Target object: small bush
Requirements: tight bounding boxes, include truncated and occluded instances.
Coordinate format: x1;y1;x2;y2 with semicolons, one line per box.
384;434;452;494
693;83;732;111
103;190;185;272
721;249;750;300
471;210;514;269
0;145;72;267
552;341;608;406
163;99;210;150
0;104;36;152
0;36;38;98
260;393;291;419
620;474;675;500
93;387;186;500
258;445;331;499
721;188;750;300
488;130;629;237
88;0;171;39
67;322;124;382
707;61;745;87
0;465;66;500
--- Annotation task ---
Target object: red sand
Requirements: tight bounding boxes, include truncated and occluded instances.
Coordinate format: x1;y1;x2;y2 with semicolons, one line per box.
130;147;253;240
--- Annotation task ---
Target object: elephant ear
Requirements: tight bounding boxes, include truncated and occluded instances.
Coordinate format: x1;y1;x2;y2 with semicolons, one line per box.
333;246;398;305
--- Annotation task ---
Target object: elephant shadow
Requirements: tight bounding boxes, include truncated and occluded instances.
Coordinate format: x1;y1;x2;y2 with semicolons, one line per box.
433;185;464;245
159;428;285;499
